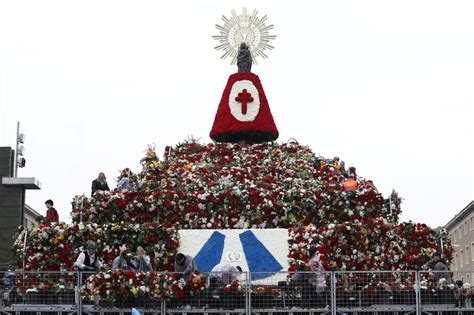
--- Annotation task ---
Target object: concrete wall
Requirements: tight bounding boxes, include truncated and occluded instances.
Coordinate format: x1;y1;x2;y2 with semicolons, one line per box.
0;147;22;268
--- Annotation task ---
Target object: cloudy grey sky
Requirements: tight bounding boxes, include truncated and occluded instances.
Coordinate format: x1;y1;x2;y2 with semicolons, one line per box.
0;0;472;228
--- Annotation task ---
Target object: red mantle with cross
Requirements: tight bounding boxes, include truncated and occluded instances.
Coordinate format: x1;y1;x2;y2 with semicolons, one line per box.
209;72;279;143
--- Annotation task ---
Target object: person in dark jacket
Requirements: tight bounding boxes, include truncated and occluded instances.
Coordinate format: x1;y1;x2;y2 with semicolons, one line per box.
174;253;198;309
91;172;110;196
44;199;59;223
430;252;453;285
174;253;198;281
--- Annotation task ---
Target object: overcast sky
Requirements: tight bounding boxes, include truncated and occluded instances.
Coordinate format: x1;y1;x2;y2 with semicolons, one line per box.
0;0;472;228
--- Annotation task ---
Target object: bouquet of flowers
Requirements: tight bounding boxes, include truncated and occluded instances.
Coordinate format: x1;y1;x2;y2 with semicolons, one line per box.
188;272;207;296
219;279;244;296
82;270;185;302
253;285;279;297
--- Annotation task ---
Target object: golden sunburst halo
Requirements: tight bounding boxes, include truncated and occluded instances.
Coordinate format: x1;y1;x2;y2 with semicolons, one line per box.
212;8;276;65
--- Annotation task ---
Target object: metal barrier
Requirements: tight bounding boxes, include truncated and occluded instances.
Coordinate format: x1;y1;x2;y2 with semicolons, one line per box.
2;270;474;314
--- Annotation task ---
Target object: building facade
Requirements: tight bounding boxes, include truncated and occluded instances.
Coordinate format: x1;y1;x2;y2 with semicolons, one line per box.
24;204;41;229
445;201;474;281
0;147;40;269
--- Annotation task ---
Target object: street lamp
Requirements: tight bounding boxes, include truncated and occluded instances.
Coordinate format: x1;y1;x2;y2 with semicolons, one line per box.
15;121;26;177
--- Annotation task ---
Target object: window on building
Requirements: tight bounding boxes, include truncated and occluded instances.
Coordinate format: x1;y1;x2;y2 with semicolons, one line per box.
472;243;474;262
455;253;458;269
461;250;464;268
468;220;471;233
467;246;470;266
465;222;468;236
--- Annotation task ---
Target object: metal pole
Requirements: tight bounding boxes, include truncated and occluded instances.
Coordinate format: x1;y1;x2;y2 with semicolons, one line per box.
246;271;251;315
331;271;336;315
77;271;82;315
389;194;392;216
22;230;28;271
15;121;20;177
415;271;420;315
80;195;84;223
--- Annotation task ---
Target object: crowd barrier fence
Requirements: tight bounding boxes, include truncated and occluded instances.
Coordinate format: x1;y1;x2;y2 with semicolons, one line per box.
1;270;474;314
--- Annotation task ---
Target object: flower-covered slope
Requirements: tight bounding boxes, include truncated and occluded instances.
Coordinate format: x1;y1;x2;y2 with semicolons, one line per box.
73;141;396;229
13;222;178;271
14;140;451;272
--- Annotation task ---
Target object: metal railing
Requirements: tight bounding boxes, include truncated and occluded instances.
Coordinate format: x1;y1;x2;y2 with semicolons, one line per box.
2;270;474;314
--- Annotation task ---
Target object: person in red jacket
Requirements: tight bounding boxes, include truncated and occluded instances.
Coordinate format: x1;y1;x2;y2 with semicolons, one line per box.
44;199;59;223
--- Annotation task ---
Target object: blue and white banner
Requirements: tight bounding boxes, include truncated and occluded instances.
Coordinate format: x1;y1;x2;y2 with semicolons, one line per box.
178;229;289;282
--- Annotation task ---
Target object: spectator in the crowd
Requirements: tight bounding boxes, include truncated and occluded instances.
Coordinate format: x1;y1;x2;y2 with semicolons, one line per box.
430;252;453;285
91;172;110;196
74;241;103;271
44;199;59;224
112;247;131;271
174;253;198;281
131;246;152;272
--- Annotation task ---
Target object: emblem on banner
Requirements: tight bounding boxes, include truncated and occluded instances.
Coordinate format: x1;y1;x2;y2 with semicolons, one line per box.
226;251;242;262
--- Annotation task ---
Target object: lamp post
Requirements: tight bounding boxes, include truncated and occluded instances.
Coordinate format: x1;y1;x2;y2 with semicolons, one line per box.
15;121;26;177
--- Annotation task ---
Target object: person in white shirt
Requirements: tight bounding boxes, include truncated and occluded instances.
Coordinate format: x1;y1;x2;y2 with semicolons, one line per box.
74;241;103;271
208;263;242;300
210;263;242;285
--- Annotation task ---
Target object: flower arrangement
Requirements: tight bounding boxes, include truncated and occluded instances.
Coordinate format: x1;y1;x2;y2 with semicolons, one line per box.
219;279;244;296
81;270;185;302
253;285;279;297
288;221;449;272
188;272;207;296
13;221;179;271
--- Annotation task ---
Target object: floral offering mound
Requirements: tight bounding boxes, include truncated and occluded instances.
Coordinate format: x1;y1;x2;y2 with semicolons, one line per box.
13;140;451;276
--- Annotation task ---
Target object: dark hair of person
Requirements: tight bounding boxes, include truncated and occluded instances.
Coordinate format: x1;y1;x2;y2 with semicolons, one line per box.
236;266;242;272
176;253;185;264
45;199;54;206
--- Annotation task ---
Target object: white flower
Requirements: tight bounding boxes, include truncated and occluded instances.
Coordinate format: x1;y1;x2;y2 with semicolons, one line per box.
26;288;38;293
